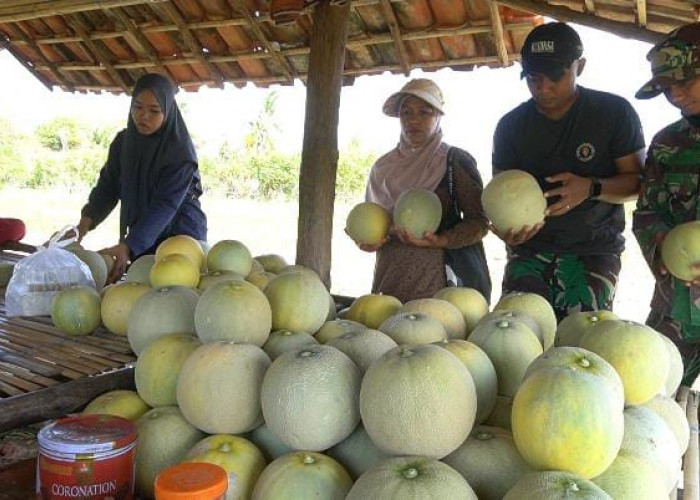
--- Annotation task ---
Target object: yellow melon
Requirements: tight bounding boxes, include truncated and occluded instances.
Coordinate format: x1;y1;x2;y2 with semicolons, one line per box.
554;310;617;347
125;254;155;284
467;317;543;397
263;330;319;360
345;294;402;329
504;471;611;500
443;425;532;500
345;201;391;246
197;270;245;292
207;239;253;276
177;342;271;434
434;287;489;334
326;329;398;373
246;271;277;291
51;285;101;336
327;424;390;480
194;280;272;346
135;333;201;407
135;406;205;498
360;344;476;458
264;272;329;333
378;312;447;344
184;434;266;500
82;389;150;421
150;253;200;288
579;319;669;405
495;291;557;350
436;339;498;424
101;281;151;336
127;286;198;355
254;254;288;274
482;170;547;234
398;298;467;339
661;220;700;281
260;345;361;451
347;457;476;500
251;452;352;500
512;366;624;478
155;234;205;270
314;319;367;344
393;188;442;239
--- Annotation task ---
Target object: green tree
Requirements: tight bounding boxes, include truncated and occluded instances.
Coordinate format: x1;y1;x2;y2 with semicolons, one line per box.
0;119;27;186
36;117;90;151
244;91;280;155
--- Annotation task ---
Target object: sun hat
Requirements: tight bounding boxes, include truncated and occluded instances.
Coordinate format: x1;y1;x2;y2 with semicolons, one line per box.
382;78;445;117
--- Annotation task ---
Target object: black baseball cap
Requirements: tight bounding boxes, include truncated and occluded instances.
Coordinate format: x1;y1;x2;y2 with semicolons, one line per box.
520;22;584;81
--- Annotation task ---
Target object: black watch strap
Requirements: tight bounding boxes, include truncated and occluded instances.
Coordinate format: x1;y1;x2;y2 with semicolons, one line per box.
589;178;602;199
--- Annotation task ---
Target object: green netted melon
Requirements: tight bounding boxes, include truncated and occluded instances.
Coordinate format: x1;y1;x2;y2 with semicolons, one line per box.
206;239;253;276
435;339;498;424
398;298;466;340
314;319;367;344
261;345;361;451
251;452;352;500
51;285;101;336
194;279;272;346
125;254;155;284
434;287;489;334
254;254;288;274
246;270;277;291
326;329;397;373
579;319;669;405
503;471;611;500
345;294;402;330
197;270;245;292
554;310;617;347
264;272;329;333
659;333;684;396
661;220;700;281
70;248;108;290
135;406;205;498
127;286;198;355
467;317;543;397
495;291;557;350
0;262;14;286
346;457;476;500
484;395;513;430
263;330;319;360
345;201;391;246
327;424;390;480
177;342;271;434
378;311;447;344
641;393;689;454
482;170;547;234
443;425;532;500
592;451;668;500
135;333;201;407
248;423;294;461
82;389;150;421
360;344;476;458
393;188;442;239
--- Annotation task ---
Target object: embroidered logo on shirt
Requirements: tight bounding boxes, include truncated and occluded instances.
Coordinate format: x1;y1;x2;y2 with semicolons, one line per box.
531;41;555;53
576;142;596;162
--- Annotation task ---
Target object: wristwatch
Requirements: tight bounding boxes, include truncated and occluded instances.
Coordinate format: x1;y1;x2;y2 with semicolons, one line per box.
589;178;602;199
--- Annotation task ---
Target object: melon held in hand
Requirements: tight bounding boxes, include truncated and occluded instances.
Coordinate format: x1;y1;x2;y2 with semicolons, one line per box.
661;220;700;281
345;201;391;245
482;170;546;234
393;188;442;238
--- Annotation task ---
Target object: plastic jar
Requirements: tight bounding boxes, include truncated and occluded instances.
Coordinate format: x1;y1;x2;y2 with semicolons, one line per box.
154;462;228;500
36;413;137;500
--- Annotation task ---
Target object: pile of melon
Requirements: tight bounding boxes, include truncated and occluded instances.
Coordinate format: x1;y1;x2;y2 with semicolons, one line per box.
69;234;688;499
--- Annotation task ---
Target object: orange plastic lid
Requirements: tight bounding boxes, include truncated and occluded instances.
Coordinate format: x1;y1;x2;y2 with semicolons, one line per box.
154;462;228;499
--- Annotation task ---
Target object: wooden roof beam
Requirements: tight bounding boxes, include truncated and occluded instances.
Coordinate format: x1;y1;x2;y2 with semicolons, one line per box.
106;7;169;76
64;13;130;92
496;0;664;44
638;0;648;26
377;0;411;75
584;0;596;14
488;1;509;65
0;0;168;23
227;0;295;82
158;0;224;88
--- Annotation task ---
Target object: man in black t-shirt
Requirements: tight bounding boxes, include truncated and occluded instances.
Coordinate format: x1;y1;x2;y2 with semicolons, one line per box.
491;22;645;320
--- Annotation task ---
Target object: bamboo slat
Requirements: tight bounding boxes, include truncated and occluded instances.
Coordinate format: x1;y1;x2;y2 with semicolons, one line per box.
685;390;699;500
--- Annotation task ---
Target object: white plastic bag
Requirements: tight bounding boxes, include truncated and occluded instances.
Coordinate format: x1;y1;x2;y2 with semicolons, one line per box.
6;226;96;317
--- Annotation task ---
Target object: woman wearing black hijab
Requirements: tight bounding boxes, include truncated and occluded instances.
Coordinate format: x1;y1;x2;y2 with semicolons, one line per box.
76;73;207;282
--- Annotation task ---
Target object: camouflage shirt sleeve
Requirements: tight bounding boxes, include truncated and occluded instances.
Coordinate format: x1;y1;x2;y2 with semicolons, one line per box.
632;137;672;277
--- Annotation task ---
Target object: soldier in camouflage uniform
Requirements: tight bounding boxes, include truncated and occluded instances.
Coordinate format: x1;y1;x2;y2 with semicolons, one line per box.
635;23;700;386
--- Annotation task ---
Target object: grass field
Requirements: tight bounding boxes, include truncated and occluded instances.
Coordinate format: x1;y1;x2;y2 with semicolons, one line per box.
0;187;654;323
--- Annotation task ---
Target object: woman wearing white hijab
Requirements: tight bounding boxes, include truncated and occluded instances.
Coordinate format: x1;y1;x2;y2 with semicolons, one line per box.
359;78;490;303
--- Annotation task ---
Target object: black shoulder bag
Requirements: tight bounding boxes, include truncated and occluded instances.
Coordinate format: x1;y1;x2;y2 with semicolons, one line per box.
443;148;492;302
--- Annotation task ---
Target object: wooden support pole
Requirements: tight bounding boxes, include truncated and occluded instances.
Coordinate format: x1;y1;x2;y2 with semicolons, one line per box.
685;390;700;500
584;0;596;14
296;0;350;287
496;0;665;44
158;1;225;88
638;0;648;26
107;7;170;77
228;0;296;82
65;14;130;92
378;0;410;75
489;0;509;65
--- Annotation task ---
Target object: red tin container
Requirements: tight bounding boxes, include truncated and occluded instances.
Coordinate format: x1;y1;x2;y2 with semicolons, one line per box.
36;414;137;500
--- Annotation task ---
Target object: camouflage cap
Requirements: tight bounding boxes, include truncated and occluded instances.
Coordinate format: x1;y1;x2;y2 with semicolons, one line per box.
636;23;700;99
